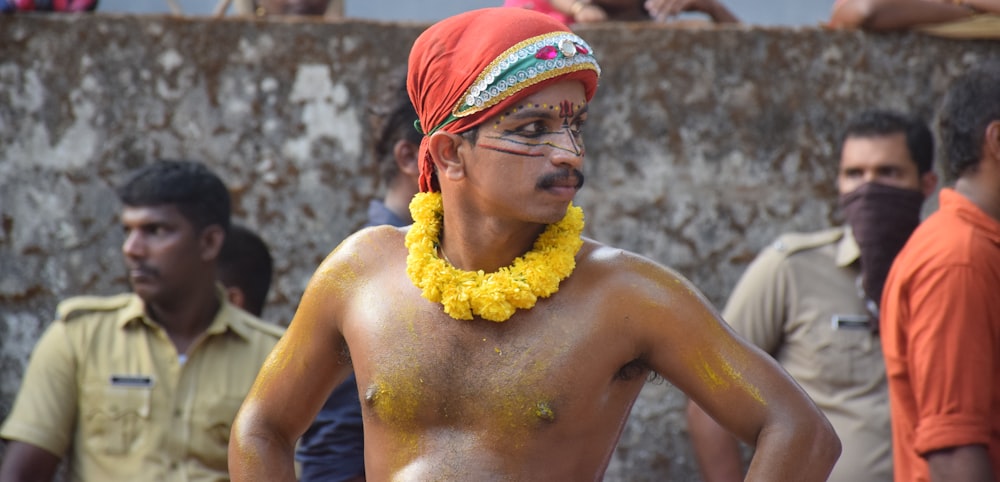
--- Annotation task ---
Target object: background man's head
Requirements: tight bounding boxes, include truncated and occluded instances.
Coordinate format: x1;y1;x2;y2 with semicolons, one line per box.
837;109;937;197
116;160;231;304
371;72;422;218
117;159;231;232
937;63;1000;183
255;0;332;15
217;224;273;317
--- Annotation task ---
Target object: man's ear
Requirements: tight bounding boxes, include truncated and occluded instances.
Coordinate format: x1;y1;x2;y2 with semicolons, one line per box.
427;132;466;183
225;285;246;310
920;170;939;198
394;139;420;179
200;225;226;262
985;120;1000;164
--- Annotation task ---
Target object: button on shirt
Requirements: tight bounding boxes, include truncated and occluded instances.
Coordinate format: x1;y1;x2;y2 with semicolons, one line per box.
0;290;284;482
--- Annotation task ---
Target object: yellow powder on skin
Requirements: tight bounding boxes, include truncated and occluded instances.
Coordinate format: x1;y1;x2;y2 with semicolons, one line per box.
690;316;768;407
720;357;766;405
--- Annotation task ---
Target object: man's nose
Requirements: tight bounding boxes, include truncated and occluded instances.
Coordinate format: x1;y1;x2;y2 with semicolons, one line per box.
550;131;583;169
122;231;145;257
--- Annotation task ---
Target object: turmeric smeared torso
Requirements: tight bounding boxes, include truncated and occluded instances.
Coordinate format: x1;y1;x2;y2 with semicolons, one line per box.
300;226;768;481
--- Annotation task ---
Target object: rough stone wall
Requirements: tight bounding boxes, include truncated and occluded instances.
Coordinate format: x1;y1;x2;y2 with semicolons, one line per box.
1;13;998;479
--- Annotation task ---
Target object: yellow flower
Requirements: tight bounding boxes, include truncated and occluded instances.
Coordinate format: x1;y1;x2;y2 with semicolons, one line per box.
404;192;584;322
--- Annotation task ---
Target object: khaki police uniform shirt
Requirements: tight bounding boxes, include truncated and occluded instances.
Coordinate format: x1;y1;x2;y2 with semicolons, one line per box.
0;290;284;482
723;227;891;482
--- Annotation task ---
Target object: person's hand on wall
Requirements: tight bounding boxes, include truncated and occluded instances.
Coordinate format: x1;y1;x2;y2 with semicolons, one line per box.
828;0;999;31
644;0;740;23
922;0;1000;13
565;0;610;23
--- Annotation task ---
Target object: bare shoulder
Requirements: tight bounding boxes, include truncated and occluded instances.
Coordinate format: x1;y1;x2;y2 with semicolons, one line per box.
576;238;702;298
311;225;408;284
573;238;723;353
292;225;408;327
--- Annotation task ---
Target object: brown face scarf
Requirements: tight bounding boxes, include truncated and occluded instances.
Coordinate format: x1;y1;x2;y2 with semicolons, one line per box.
838;182;924;332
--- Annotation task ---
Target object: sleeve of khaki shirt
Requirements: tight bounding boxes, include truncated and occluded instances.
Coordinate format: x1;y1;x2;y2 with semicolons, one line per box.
1;320;80;457
721;242;790;355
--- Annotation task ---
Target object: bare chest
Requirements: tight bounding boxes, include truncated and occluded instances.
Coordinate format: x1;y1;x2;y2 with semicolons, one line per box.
344;279;640;435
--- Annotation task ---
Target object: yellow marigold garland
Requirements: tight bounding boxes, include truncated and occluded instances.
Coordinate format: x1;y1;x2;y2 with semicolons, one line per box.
404;192;584;322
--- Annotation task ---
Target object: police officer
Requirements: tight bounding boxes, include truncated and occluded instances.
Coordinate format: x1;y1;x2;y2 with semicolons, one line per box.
687;110;939;482
0;160;284;481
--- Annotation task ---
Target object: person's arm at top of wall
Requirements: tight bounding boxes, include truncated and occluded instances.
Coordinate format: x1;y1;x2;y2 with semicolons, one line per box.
645;0;741;23
828;0;998;31
549;0;610;23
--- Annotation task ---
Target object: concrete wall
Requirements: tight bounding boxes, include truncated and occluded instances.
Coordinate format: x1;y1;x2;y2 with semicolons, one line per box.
2;13;998;479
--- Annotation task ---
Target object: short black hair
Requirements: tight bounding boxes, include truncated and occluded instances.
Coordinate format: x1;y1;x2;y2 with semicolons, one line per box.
841;109;934;175
371;73;423;184
116;160;231;232
938;64;1000;180
217;224;273;317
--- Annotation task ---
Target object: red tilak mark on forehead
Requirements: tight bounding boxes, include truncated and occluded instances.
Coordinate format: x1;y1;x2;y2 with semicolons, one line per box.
558;100;575;120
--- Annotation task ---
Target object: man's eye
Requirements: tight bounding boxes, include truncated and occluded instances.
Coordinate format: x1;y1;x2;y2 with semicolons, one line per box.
512;121;548;137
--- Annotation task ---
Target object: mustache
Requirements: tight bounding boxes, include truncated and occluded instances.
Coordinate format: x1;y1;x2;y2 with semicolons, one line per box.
537;169;585;190
127;264;159;278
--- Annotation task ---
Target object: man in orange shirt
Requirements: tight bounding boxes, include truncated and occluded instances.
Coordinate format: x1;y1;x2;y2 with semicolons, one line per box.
880;63;1000;482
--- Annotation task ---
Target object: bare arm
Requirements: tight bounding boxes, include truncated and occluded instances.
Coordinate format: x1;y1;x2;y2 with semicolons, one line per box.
828;0;987;30
927;445;994;482
549;0;610;23
622;256;840;481
0;441;61;482
685;401;745;482
966;0;1000;12
229;241;361;480
645;0;741;23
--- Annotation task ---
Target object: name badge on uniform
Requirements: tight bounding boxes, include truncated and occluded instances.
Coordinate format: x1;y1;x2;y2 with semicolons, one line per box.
831;314;870;330
110;375;154;388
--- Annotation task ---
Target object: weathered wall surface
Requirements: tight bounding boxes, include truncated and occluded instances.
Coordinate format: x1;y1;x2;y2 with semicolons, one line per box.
1;13;997;479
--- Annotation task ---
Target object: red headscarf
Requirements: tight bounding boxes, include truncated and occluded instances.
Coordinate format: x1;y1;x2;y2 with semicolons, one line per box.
407;7;601;192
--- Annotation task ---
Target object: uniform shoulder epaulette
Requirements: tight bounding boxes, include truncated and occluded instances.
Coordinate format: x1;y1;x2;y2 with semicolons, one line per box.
56;293;133;322
769;227;844;256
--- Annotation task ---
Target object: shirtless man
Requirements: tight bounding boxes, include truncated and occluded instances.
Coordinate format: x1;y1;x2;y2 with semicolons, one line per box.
229;7;840;480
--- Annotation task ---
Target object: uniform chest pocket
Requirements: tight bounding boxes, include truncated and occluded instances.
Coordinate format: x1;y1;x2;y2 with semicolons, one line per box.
82;381;153;456
812;317;883;388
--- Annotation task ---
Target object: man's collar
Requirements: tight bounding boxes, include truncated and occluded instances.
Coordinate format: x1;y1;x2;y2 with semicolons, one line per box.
117;285;251;341
941;188;1000;244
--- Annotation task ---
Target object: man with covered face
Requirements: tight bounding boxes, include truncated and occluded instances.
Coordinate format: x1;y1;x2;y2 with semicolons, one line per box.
229;7;840;480
688;109;938;482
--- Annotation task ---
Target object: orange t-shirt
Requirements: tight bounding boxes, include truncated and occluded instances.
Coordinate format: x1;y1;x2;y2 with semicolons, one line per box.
880;188;1000;482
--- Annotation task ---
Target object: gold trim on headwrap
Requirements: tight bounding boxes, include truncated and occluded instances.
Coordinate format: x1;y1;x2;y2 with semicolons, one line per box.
420;32;601;136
